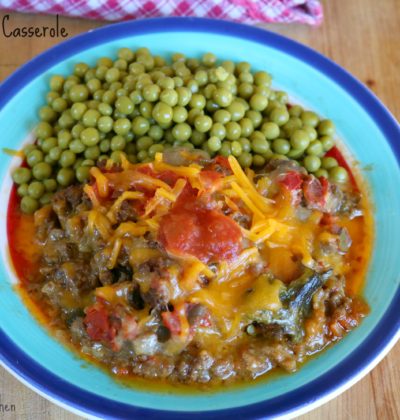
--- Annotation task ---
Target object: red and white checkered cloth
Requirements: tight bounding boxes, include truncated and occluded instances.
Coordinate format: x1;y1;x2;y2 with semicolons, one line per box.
0;0;323;25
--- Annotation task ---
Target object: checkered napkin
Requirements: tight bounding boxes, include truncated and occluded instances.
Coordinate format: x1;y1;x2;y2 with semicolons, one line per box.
0;0;323;25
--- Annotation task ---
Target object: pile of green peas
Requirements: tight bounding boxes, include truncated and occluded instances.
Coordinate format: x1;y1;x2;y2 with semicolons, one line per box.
12;47;348;214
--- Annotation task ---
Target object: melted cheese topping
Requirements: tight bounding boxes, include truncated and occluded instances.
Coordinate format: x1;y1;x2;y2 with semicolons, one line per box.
79;154;360;341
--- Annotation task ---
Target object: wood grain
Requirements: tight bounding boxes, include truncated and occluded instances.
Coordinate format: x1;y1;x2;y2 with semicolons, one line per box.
0;1;398;418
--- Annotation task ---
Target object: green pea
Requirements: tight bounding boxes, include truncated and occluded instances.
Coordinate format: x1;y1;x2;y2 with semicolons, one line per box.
306;140;324;156
239;118;254;138
17;183;29;197
202;52;217;67
314;169;329;179
39;106;58;123
148;125;164;141
191;130;206;146
69;139;85;154
186;80;199;94
214;109;231;124
245;110;263;128
141;84;160;102
137;136;153;151
115;96;134;115
231;141;243;157
82;109;100;128
23;144;36;157
96;116;112;133
261;122;280;140
329;166;348;183
81;159;95;167
238;83;254;99
289;105;303;118
75;166;91;183
58;110;75;129
275;91;289;104
98;102;113;116
32;162;52;180
269;107;290;126
87;100;100;110
238;152;253;168
290;129;310;150
303;125;318;141
249;94;268;112
131;116;149;136
318;119;335;136
152;102;173;124
105;67;120;84
110;135;126;151
27;149;44;167
49;147;62;161
189;94;206;110
253;71;271;87
43;178;58;192
80;127;100;146
239;138;252;153
148;144;164;158
113;118;131;135
138;101;153;119
137;150;148;161
47;91;60;105
304;155;321;172
226;101;245;121
301;111;319;127
320;135;334;152
84;146;100;160
57;168;75;187
176;87;191;107
51;97;68;113
225;121;241;141
103;90;116;104
210;123;226;140
70;102;87;121
159;89;178;107
220;141;232;157
49;75;64;92
28;181;45;199
38;192;52;205
69;84;89;103
194;115;212;133
118;47;134;62
12;167;32;185
20;196;39;214
74;62;89;78
321;156;339;170
253;154;266;167
207;136;222;152
99;139;111;153
35;122;54;139
59;150;76;168
212;88;233;107
272;138;291;155
71;123;84;139
172;123;192;142
171;106;187;124
252;137;270;154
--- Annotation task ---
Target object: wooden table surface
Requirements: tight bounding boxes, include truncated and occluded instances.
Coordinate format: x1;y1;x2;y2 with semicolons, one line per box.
0;1;398;419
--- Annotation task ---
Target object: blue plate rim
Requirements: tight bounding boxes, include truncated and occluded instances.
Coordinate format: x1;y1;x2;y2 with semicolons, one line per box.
0;16;399;420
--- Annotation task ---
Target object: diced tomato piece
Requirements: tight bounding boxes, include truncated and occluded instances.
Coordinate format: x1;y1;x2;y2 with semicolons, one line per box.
84;304;116;342
324;146;357;189
161;311;181;336
158;184;242;263
278;171;303;191
199;170;223;191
